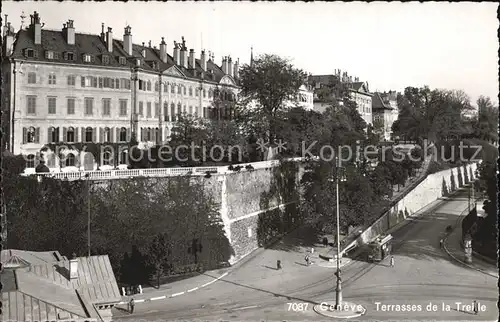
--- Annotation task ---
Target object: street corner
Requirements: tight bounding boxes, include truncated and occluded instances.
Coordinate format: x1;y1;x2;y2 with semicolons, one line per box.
313;301;366;319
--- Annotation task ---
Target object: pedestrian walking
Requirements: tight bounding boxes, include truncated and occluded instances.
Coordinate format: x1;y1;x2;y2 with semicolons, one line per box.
277;260;282;270
390;255;395;268
439;239;443;248
305;254;310;266
129;298;135;314
473;300;478;315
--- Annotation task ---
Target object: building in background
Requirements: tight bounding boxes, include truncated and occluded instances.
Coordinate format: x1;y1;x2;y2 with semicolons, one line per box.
1;250;121;322
372;91;399;141
309;70;373;126
2;12;241;173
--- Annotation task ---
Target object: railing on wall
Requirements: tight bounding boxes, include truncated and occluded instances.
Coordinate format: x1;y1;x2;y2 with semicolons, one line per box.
24;158;303;181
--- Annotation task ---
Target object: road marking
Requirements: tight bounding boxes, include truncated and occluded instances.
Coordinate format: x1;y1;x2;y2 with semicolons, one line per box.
232;305;258;311
201;272;228;287
171;292;185;297
135;299;145;303
187;287;199;292
150;296;166;301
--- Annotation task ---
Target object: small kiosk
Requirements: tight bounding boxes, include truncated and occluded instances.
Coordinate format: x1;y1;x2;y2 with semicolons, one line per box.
367;234;393;262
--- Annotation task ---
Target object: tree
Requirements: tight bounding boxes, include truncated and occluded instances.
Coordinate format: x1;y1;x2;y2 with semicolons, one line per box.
239;54;307;142
472;96;499;143
168;113;208;166
146;233;171;288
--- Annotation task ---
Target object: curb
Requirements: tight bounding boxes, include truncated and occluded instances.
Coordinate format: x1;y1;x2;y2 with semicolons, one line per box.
117;272;228;305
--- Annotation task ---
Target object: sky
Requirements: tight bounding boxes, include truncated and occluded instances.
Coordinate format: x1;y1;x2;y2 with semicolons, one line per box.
3;1;499;106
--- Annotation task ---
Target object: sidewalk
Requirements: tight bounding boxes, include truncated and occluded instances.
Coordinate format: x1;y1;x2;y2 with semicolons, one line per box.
444;221;498;278
117;268;230;305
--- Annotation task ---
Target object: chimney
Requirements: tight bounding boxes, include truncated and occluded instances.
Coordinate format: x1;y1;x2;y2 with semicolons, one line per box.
106;27;113;52
189;49;195;69
123;26;132;55
100;23;105;41
180;46;188;69
31;11;42;45
148;40;151;48
173;41;180;64
69;258;79;279
200;50;207;71
141;42;146;58
221;57;227;74
228;56;233;77
233;58;239;79
4;23;15;56
159;37;167;63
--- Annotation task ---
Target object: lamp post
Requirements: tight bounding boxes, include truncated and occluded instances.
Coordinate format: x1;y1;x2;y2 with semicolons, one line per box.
334;153;342;310
85;173;91;257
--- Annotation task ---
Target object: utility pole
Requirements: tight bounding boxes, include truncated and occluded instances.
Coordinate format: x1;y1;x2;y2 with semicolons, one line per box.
86;174;91;257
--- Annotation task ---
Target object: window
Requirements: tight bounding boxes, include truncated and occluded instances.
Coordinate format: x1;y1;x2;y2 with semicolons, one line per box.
66;153;75;167
84;98;94;115
119;99;127;116
102;150;112;165
115;78;120;89
67;75;76;86
48;97;56;114
170;103;176;122
28;72;36;84
208;89;212;98
85;127;93;142
26;96;36;114
139;102;143;116
154;82;159;92
177;103;182;116
26;154;36;168
147;102;151;118
121;78;131;90
65;52;75;61
47;153;56;168
119;127;127;142
146;128;152;141
67;98;75;115
102;98;111;116
66;127;75;142
203;89;206;98
83;76;94;87
155;103;159;118
163;102;169;121
147;81;151;91
178;86;181;94
26;127;36;143
189;87;193;96
26;49;35;58
83;54;92;63
163;84;167;92
183;86;186;95
171;84;175;94
48;73;56;85
104;127;111;142
119;57;126;65
189;105;193;115
48;127;59;143
119;149;128;164
195;88;199;97
139;80;144;91
102;55;109;65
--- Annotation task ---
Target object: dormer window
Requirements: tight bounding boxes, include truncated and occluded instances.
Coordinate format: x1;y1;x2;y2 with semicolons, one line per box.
45;50;58;60
102;55;110;65
24;48;38;58
151;61;159;70
64;51;75;61
83;54;93;63
119;56;126;65
135;58;141;67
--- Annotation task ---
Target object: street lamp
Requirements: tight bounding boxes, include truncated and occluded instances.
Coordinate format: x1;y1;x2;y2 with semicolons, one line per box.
335;154;342;310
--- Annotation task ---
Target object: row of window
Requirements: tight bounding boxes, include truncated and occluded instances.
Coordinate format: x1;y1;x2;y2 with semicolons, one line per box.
23;126;130;144
26;73;235;100
26;96;129;117
26;48;130;66
25;150;129;168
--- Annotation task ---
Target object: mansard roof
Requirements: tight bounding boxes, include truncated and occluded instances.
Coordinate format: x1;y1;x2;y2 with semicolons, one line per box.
11;28;236;85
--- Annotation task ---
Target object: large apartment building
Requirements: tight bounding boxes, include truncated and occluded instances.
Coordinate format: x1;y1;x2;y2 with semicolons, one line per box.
309;70;373;126
2;12;241;172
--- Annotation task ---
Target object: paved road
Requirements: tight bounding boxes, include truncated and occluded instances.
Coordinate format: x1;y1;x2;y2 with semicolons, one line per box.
112;188;498;321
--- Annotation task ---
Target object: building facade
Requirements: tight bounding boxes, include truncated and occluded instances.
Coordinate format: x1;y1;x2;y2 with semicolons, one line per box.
2;12;241;173
309;71;373;126
372;91;399;141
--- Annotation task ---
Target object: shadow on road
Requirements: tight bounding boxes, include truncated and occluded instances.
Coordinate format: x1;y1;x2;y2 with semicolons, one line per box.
266;224;323;253
262;265;278;270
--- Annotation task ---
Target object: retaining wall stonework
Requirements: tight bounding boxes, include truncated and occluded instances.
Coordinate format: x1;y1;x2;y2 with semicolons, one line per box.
346;163;478;251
